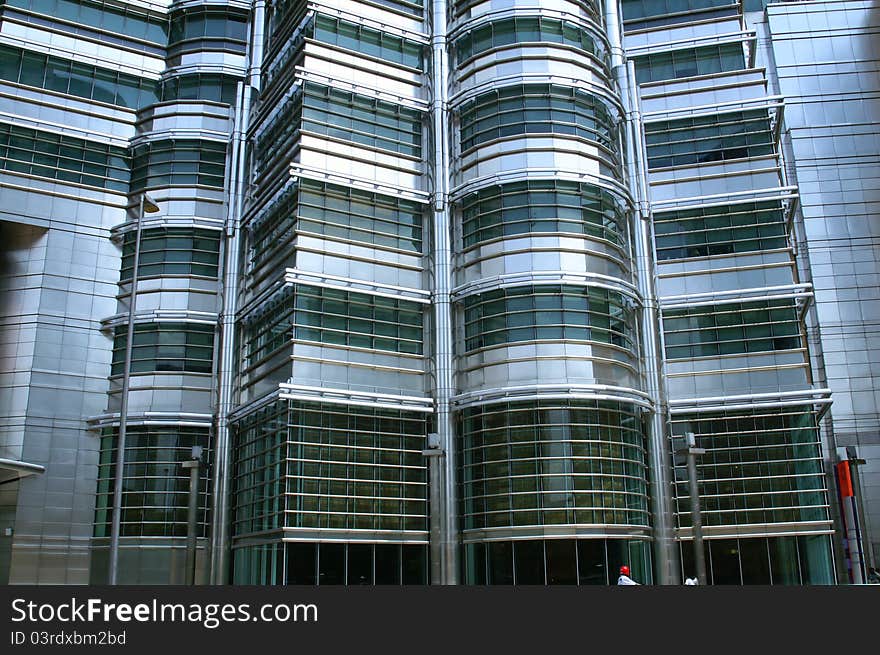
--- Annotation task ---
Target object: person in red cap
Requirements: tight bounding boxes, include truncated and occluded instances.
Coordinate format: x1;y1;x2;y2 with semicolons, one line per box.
617;565;639;585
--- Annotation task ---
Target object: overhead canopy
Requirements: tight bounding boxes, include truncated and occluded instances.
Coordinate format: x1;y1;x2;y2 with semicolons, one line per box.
0;458;45;486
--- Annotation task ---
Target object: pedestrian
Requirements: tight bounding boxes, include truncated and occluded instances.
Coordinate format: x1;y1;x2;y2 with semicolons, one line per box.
617;565;639;585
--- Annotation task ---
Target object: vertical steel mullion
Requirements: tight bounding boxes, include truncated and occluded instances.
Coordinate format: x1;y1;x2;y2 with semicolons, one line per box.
431;0;458;584
210;0;266;585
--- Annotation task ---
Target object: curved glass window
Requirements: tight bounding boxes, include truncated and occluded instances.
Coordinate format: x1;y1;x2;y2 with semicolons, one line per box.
453;0;600;21
645;109;775;169
663;298;802;360
459;84;619;156
120;227;221;281
159;73;241;105
94;426;210;538
0;44;157;109
633;43;745;84
130;139;227;191
463;538;652;585
0;122;129;192
313;15;423;70
462;285;636;354
460;179;626;249
459;399;649;531
654;200;787;261
4;0;167;45
621;0;739;31
231;400;428;538
168;8;249;53
671;407;830;529
454;16;607;68
111;322;215;375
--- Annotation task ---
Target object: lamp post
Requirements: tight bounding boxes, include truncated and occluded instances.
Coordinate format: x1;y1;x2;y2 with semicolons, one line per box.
108;193;160;585
684;431;708;585
422;432;444;584
182;445;203;585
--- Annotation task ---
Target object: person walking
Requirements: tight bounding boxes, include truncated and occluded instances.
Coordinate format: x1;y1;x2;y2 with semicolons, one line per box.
617;565;639;585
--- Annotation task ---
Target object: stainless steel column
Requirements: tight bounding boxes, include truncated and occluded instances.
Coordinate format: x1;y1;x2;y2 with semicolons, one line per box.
210;0;265;585
431;0;458;584
685;432;707;585
183;446;203;585
605;0;679;584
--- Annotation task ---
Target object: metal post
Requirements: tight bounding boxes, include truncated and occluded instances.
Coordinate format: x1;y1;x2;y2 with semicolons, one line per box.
836;450;865;584
183;446;203;585
685;432;707;585
847;448;874;571
108;193;158;585
211;0;265;587
424;433;443;584
606;0;679;584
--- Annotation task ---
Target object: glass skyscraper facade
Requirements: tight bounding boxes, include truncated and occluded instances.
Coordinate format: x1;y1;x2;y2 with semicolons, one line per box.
0;0;876;585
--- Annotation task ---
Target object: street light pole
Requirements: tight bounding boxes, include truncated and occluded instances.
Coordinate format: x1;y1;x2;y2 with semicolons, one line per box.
423;432;444;585
108;193;159;585
182;446;203;585
685;431;708;585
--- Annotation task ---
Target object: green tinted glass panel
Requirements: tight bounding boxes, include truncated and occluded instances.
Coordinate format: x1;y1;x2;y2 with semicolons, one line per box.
5;0;167;44
0;122;129;191
459;399;649;531
633;43;745;84
645;109;774;169
460;179;627;249
463;285;636;353
663;298;802;359
314;15;423;69
654;200;787;260
111;322;215;375
121;227;221;280
0;43;157;109
94;426;210;538
459;83;619;156
231;400;427;537
671;408;829;529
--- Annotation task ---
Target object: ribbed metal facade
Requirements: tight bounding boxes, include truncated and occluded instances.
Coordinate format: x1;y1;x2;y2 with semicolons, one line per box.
1;0;876;585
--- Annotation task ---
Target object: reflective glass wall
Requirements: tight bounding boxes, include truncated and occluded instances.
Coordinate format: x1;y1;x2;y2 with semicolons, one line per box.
228;0;432;585
449;0;654;582
4;0;868;586
623;0;837;583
